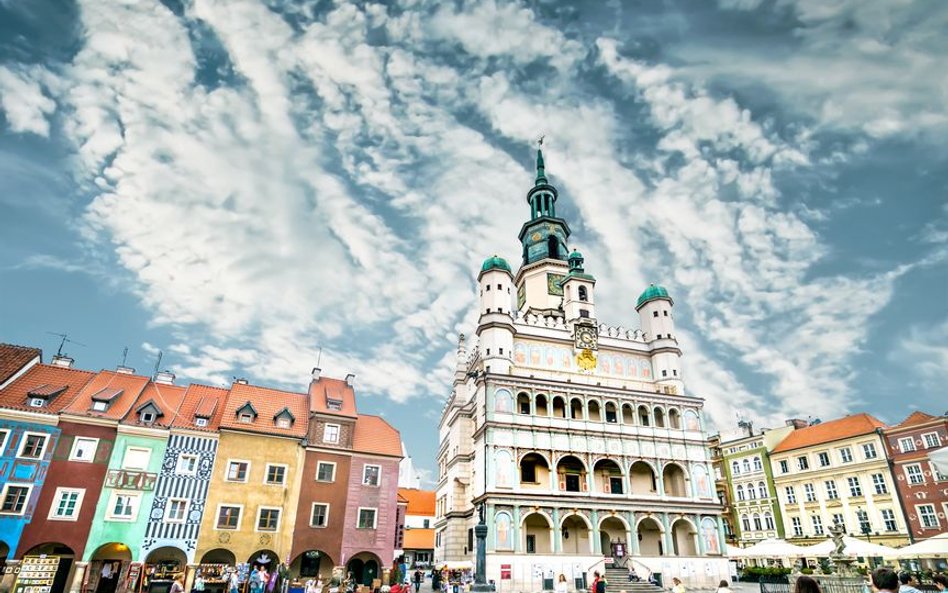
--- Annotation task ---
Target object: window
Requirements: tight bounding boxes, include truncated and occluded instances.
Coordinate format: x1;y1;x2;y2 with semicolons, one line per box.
324;424;340;444
363;464;381;487
741;514;750;531
122;447;151;470
758;482;767;498
29;397;45;408
177;454;198;475
239;412;254;423
804;483;816;502
424;519;431;528
862;443;877;459
0;429;7;451
797;456;809;471
785;486;797;504
91;400;108;412
216;505;242;529
764;513;775;530
49;488;84;520
743;459;751;473
918;504;939;528
923;432;941;449
832;513;845;528
165;498;188;523
276;417;291;429
18;433;48;459
69;437;99;462
748;484;757;499
316;462;336;482
107;492;140;521
753;513;762;530
811;515;824;535
732;461;741;475
899;438;916;453
881;509;897;531
578;286;588;301
825;480;839;500
195;417;209;427
257;507;280;531
226;460;249;482
753;457;762;471
848;476;862;497
736;485;745;501
310;503;329;527
357;507;377;529
872;473;888;495
1;484;31;515
905;464;925;485
856;509;871;533
141;412;155;424
818;452;830;467
265;464;287;485
839;448;853;463
779;460;789;474
791;517;803;537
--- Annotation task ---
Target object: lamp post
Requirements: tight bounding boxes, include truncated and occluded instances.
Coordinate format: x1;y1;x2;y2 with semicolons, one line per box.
857;507;872;543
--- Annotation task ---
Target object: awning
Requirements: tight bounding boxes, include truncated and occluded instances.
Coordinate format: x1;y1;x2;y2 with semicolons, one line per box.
438;561;473;570
736;538;810;558
891;532;948;559
801;536;898;558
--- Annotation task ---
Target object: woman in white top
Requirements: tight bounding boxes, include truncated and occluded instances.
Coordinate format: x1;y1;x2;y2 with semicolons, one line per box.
717;580;732;593
555;574;569;593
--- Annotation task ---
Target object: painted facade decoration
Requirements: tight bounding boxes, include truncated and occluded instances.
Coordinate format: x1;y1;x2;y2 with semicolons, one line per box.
512;342;653;379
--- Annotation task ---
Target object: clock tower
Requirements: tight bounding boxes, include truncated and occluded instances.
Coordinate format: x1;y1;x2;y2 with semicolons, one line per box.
515;148;572;314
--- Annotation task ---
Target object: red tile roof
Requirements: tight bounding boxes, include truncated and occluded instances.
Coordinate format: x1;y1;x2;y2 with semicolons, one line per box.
62;370;151;420
403;528;435;550
772;413;885;453
121;382;187;428
219;382;309;438
0;343;41;386
172;384;229;431
398;488;436;516
309;377;358;418
890;411;941;429
0;363;95;413
352;414;402;457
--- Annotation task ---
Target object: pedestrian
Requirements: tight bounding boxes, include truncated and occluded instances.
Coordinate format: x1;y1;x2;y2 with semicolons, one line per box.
250;567;264;593
590;571;600;593
872;569;900;593
899;574;921;593
593;571;606;593
794;576;821;593
228;570;240;593
671;577;685;593
555;574;569;593
717;580;732;593
933;575;947;592
392;581;402;593
194;572;206;593
414;571;422;593
170;577;185;593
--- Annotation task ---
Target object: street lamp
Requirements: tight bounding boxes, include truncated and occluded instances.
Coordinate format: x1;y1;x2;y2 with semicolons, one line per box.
856;507;872;543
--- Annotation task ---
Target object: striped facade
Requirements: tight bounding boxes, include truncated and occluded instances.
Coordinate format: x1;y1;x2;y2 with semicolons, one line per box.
141;432;219;562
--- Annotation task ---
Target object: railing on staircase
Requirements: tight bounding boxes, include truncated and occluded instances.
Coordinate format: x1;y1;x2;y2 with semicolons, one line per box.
614;556;654;583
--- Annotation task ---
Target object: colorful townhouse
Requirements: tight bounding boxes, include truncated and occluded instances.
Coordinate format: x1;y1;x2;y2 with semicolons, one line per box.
882;411;948;542
291;372;402;585
0;349;95;593
194;381;308;576
396;488;436;567
139;383;228;591
770;413;910;548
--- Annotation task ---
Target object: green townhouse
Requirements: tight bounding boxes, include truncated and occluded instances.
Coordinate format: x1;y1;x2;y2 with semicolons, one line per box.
720;422;797;547
78;378;186;593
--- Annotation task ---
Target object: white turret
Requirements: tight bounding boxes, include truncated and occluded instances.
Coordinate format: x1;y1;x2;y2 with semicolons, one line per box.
636;284;684;394
477;255;515;374
561;249;596;322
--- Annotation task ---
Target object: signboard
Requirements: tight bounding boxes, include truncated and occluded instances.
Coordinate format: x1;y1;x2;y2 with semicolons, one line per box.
14;555;61;593
500;565;511;580
105;470;157;490
125;563;142;593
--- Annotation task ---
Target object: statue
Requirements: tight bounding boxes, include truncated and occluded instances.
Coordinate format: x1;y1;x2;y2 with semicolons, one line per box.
830;523;846;556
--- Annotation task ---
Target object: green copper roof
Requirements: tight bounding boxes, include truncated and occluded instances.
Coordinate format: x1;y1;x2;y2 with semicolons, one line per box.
481;255;512;273
636;284;672;308
535;148;547;186
569;249;583;260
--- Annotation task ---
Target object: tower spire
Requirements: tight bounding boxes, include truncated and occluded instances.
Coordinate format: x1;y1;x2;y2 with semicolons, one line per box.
535;136;547;186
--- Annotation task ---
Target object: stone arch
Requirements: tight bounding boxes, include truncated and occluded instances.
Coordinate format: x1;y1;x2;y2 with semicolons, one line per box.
569;397;584;419
521;512;553;554
621;403;635;424
599;515;629;560
516;392;531;415
560;513;593;555
604;401;618;423
683;410;701;431
587;399;602;422
636;516;664;556
637;405;651;426
493;388;513;413
667;408;681;429
346;552;381;586
200;549;236;564
552;396;566;418
535;393;549;416
662;462;689;497
556;455;588;493
629;460;657;495
291;550;335;580
519;452;550;489
670;518;698;556
653;406;666;428
593;458;624;494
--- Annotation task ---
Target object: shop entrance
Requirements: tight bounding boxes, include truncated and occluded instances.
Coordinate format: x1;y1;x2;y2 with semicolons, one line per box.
290;551;334;580
346;553;380;586
16;543;76;593
197;550;237;593
143;547;187;593
88;543;133;593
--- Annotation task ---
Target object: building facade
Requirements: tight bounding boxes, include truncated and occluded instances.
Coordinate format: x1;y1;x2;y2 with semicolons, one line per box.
397;489;435;566
770;414;910;548
434;150;727;590
882;411;948;541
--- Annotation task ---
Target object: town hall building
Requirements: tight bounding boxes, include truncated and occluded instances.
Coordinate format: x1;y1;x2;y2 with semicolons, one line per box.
433;149;728;590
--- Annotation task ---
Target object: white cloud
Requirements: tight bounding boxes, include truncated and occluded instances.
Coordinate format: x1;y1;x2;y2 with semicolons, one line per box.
0;66;56;136
890;319;948;393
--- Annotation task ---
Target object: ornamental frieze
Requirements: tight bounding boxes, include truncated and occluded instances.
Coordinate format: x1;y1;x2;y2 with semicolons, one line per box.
105;469;157;490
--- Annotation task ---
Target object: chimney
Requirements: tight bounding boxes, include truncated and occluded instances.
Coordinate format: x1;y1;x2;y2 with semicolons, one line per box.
311;367;321;381
345;373;355;387
116;365;135;375
51;355;74;368
235;378;249;385
155;370;175;385
786;418;808;429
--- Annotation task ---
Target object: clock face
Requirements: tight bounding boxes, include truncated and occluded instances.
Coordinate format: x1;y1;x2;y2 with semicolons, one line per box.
547;273;565;295
575;325;598;350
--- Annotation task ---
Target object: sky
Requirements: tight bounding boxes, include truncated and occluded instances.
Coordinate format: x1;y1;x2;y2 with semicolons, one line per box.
0;0;946;487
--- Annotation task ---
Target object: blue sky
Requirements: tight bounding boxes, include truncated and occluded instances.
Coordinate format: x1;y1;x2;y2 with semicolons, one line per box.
0;0;945;486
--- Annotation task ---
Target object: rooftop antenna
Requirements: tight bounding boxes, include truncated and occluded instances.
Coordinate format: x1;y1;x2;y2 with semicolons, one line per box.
152;350;163;379
46;332;87;357
121;346;129;367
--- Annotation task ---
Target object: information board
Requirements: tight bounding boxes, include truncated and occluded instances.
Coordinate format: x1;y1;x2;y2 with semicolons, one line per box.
14;555;61;593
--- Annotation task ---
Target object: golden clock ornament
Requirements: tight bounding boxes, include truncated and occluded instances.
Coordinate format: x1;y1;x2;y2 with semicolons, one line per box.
576;348;597;371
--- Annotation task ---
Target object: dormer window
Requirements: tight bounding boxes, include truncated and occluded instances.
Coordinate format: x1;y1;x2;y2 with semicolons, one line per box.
195;417;209;427
90;387;122;413
235;402;258;424
326;398;343;411
135;401;163;426
273;408;295;429
92;401;108;412
239;413;254;423
29;398;46;408
141;412;155;424
276;417;290;429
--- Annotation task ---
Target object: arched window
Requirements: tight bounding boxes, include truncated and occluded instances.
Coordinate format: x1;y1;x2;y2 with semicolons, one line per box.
764;512;775;530
736;485;745;501
753;513;762;531
747;484;756;499
547;235;559;259
741;514;750;531
731;460;740;475
742;459;751;473
578;286;588;302
758;482;767;498
753;456;762;471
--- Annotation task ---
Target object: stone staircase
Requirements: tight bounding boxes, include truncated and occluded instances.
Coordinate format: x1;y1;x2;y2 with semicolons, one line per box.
602;567;665;593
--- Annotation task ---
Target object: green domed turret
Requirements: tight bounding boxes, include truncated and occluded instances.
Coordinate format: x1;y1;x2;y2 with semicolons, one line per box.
636;284;672;309
481;255;512;273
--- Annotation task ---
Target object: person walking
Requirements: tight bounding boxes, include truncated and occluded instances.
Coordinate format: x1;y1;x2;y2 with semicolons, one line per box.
716;580;732;593
899;573;921;593
671;577;685;593
228;570;239;593
555;574;569;593
872;569;900;593
794;576;822;593
413;571;422;593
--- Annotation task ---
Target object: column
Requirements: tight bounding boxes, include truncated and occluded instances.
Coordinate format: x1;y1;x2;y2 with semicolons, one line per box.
552;507;561;553
487;504;496;552
694;514;705;555
717;517;727;553
592;510;601;555
661;513;674;555
513;505;522;553
628;512;640;555
69;562;89;593
656;463;665;497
